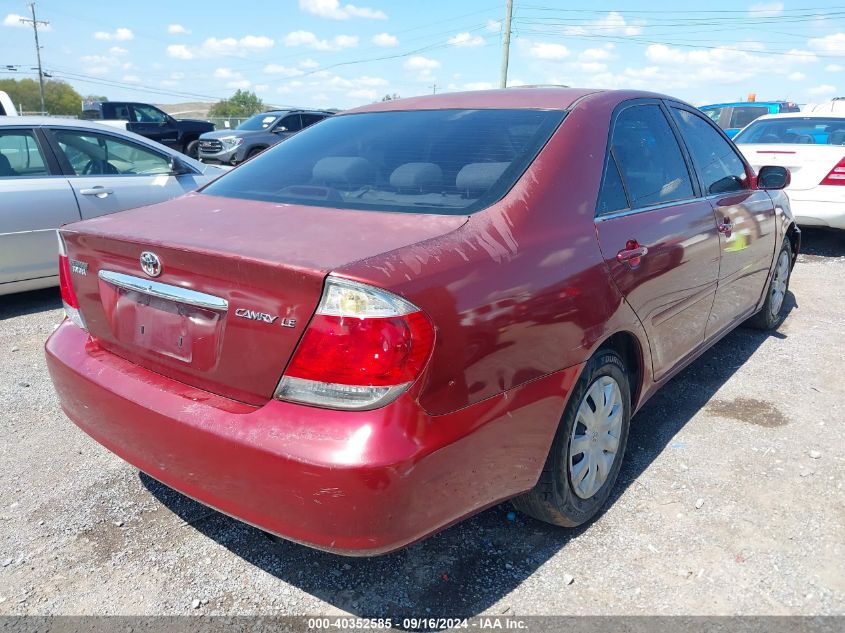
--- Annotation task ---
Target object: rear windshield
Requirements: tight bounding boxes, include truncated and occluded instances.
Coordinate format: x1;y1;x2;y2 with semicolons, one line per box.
201;108;565;215
734;117;845;145
237;113;284;131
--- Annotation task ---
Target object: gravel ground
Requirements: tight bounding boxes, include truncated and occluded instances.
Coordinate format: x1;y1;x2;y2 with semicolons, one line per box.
0;228;843;617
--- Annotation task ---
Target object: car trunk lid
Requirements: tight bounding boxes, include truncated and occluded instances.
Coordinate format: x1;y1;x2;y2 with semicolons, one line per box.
739;143;845;191
61;193;467;405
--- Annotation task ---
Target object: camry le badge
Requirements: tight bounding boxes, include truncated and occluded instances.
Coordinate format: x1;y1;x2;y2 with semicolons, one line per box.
139;251;162;278
235;308;297;328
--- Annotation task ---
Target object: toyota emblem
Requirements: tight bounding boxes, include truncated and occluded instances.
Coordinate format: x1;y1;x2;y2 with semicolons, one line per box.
140;251;162;277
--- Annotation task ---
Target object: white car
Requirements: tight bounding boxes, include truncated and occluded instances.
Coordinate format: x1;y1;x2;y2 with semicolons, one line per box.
0;117;226;295
734;112;845;230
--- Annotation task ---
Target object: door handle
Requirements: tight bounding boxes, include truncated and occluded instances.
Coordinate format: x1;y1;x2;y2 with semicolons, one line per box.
718;217;734;236
616;240;648;266
80;187;114;198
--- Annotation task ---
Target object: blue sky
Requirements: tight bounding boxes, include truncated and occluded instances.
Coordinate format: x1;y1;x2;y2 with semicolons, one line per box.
3;0;845;109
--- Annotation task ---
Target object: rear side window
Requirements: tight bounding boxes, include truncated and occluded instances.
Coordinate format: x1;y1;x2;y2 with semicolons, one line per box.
671;108;748;195
729;106;770;129
702;107;722;123
300;113;326;128
596;156;628;216
0;130;49;177
611;105;694;209
202;108;566;215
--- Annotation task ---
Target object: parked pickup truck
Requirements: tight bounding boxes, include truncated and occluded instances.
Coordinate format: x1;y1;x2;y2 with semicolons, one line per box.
81;101;214;158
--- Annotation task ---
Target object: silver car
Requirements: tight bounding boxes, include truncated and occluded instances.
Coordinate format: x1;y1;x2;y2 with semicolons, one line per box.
0;117;226;295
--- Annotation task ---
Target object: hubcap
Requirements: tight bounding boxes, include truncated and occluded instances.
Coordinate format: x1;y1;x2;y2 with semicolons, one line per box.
569;376;623;500
770;250;790;317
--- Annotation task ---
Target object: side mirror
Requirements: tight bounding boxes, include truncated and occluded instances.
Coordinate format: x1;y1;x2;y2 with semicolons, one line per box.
757;165;790;190
166;115;176;126
273;126;288;133
169;156;192;175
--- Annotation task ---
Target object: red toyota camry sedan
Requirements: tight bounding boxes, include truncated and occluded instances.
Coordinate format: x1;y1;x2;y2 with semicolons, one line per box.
46;88;799;555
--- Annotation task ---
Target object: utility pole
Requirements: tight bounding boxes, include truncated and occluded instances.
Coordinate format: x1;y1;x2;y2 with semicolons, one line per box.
20;3;49;114
499;0;513;88
430;83;437;94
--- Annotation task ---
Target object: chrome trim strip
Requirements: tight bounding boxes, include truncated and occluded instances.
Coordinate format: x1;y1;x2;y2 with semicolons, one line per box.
595;196;706;222
98;270;228;311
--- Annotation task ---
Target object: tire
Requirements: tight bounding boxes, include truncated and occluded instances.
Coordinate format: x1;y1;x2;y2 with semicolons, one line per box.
747;239;792;330
512;349;631;527
246;147;265;160
183;139;199;159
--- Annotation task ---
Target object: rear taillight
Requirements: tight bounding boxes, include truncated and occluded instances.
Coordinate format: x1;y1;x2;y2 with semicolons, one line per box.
58;232;86;330
820;157;845;185
275;276;435;410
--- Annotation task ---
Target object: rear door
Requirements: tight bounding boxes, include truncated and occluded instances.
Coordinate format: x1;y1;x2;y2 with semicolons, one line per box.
45;127;206;220
0;127;81;286
669;105;777;337
594;101;721;380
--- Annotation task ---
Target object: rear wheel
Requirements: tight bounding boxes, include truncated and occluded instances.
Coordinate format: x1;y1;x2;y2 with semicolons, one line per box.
512;349;631;527
748;239;792;330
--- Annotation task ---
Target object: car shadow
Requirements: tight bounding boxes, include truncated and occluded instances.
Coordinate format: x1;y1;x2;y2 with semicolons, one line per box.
0;287;61;321
140;291;797;619
799;227;843;259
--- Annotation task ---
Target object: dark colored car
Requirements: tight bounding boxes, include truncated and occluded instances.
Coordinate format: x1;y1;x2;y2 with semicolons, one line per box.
81;101;214;158
47;88;799;556
197;110;333;165
699;101;801;138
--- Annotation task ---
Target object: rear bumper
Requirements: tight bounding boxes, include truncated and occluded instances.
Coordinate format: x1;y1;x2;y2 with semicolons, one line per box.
46;321;580;555
787;194;845;230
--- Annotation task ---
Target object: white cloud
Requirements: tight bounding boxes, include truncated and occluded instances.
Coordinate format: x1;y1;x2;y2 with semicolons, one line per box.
486;19;501;33
809;32;845;54
284;30;358;50
299;0;386;20
168;24;190;35
85;66;110;76
749;2;784;18
565;11;643;37
94;27;134;41
448;32;485;48
579;44;614;62
788;72;806;81
299;58;320;69
576;62;608;74
372;32;397;47
166;35;274;59
264;64;304;77
109;46;128;56
826;64;844;72
213;67;238;79
348;88;378;100
528;42;570;60
171;72;185;80
213;68;251;89
809;84;837;96
463;82;493;90
122;74;141;83
404;56;440;71
357;75;388;86
3;13;51;30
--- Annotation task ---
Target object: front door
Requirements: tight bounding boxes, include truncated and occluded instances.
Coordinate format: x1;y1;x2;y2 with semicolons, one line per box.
594;102;722;381
46;128;204;220
667;106;778;338
129;104;179;148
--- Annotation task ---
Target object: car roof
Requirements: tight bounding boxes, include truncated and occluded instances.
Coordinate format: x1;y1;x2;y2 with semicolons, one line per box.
701;101;785;108
750;112;845;122
261;109;333;115
345;87;612;114
0;115;133;129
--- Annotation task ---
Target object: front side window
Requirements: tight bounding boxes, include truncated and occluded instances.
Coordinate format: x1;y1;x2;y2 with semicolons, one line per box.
300;113;326;128
729;106;770;129
0;130;49;177
53;130;172;176
671;108;748;195
202;108;566;215
611;105;694;209
279;115;303;132
132;105;168;123
734;117;845;145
